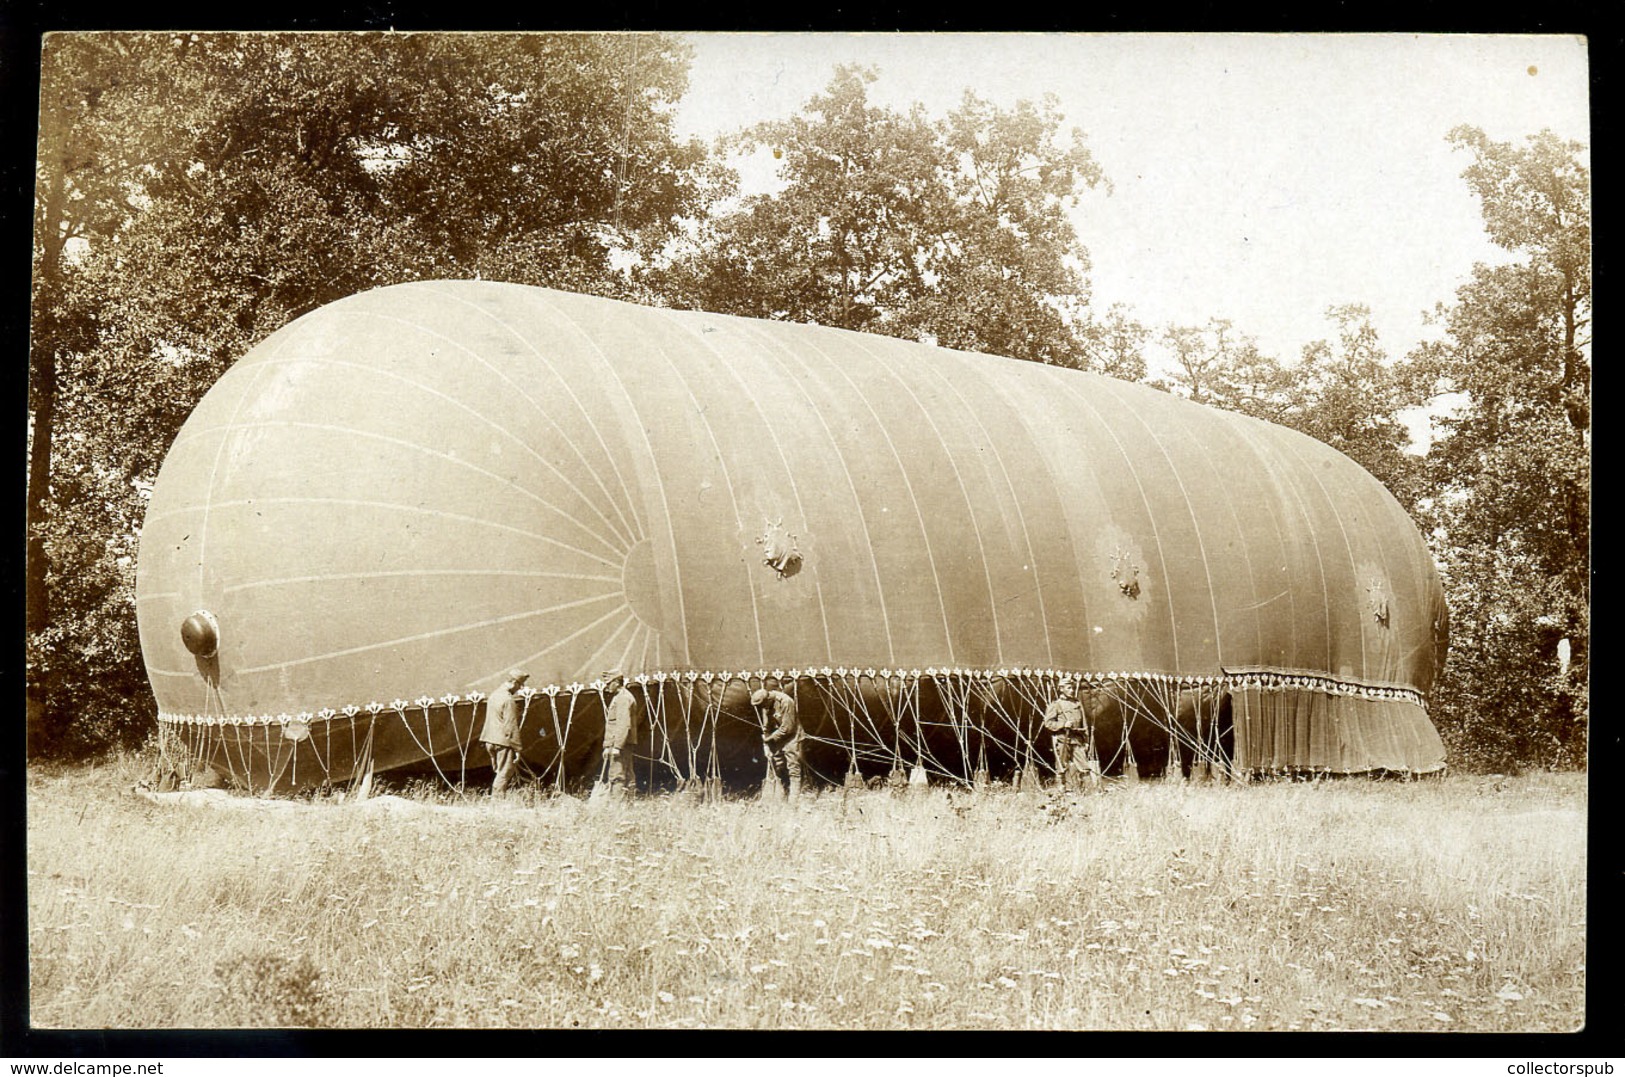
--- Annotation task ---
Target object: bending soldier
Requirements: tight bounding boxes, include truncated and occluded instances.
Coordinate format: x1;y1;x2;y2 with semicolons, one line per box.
480;669;530;795
1042;675;1092;791
751;687;804;799
600;671;641;796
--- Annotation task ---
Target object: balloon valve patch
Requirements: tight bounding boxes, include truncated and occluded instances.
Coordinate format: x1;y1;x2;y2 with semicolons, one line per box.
756;517;803;579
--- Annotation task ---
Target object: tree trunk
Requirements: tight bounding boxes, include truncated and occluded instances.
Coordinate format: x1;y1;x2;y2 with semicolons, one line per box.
28;161;69;753
26;347;56;635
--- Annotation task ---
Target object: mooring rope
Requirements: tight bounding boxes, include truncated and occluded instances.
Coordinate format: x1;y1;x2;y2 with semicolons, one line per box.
156;665;1431;791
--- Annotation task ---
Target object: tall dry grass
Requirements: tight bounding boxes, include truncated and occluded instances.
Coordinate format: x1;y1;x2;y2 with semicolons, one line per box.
26;758;1585;1030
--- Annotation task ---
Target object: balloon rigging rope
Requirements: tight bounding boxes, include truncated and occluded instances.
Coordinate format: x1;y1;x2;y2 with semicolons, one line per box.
262;722;276;795
706;693;723;791
799;683;857;770
842;680;894;753
984;681;1042;762
545;694;564;791
694;688;712;784
645;686;684;781
164;669;1428;790
224;724;253;792
456;696;474;784
907;682;963;779
393;702;460;795
934;678;974;779
559;691;580;792
318;720;333;780
674;687;702;785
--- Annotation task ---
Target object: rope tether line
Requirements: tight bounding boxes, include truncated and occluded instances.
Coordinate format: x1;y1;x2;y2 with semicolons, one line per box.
157;666;1431;790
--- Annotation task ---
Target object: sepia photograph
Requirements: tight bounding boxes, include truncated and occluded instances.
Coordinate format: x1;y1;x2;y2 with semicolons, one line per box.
20;30;1589;1040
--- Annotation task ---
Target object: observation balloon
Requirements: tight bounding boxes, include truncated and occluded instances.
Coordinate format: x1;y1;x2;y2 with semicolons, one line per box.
135;281;1449;792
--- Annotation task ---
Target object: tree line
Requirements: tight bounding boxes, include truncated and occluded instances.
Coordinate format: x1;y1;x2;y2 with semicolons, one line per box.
28;33;1589;770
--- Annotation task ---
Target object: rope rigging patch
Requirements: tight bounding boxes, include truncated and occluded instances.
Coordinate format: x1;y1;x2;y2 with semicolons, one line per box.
152;664;1436;794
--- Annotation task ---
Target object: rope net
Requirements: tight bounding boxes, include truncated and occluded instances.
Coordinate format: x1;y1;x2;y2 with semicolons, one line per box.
154;666;1437;795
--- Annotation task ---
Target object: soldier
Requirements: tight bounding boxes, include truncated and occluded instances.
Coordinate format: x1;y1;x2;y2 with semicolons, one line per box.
480;669;530;795
1041;675;1091;790
751;687;804;799
600;671;641;796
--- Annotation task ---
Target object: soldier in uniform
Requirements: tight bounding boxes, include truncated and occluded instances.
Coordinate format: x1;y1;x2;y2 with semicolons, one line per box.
751;687;804;799
600;671;641;796
480;669;529;795
1041;675;1092;790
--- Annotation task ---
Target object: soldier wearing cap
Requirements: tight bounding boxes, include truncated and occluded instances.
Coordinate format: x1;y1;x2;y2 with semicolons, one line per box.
751;687;803;799
1042;675;1090;790
600;671;642;795
481;669;530;795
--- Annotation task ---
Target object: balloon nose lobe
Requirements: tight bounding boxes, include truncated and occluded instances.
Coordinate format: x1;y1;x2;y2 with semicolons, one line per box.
181;610;220;658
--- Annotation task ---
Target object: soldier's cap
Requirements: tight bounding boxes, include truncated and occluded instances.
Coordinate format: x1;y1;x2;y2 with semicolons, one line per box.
507;669;530;684
1058;675;1078;688
750;688;768;706
600;669;625;684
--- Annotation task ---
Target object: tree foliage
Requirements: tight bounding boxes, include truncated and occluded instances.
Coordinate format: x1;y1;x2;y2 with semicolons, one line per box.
653;66;1108;367
1158;308;1425;508
1156;318;1247;406
1416;128;1590;771
28;32;709;756
655;66;941;333
1286;304;1427;505
1078;303;1152;383
28;33;227;748
904;88;1106;364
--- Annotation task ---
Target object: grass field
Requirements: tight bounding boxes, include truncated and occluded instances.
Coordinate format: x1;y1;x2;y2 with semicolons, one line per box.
25;756;1586;1031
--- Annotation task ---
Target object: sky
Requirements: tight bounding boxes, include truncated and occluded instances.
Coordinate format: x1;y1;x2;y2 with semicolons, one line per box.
670;33;1590;375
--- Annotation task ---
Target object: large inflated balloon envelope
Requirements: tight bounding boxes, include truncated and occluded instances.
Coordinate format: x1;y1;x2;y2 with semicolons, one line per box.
135;280;1449;792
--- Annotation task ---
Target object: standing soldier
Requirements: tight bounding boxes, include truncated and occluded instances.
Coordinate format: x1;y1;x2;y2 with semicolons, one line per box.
600;671;641;796
751;686;804;799
480;669;530;795
1042;675;1091;791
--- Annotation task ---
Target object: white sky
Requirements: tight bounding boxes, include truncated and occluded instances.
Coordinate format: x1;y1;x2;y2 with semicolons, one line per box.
672;32;1590;372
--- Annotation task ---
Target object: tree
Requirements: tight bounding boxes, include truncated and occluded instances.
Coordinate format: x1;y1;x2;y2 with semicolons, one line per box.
1158;318;1240;405
1289;304;1426;504
655;67;1108;365
1417;127;1590;770
655;65;942;334
904;89;1106;364
1160;307;1424;507
28;33;227;746
1204;333;1296;425
28;32;711;756
1079;303;1152;382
